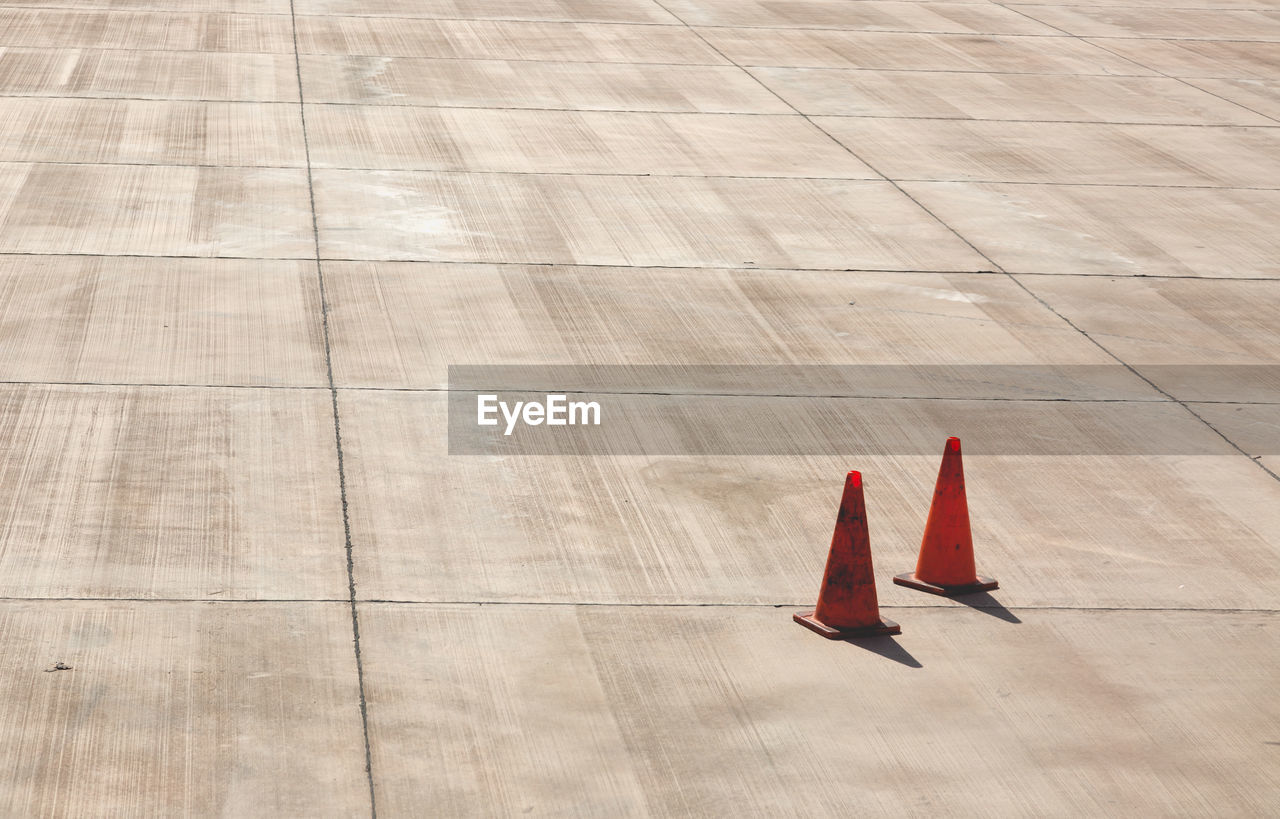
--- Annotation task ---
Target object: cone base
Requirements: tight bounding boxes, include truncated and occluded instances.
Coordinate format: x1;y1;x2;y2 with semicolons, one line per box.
793;611;901;639
893;573;998;596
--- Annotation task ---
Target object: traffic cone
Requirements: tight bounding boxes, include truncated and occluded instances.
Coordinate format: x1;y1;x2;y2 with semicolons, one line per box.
794;471;900;639
894;437;998;596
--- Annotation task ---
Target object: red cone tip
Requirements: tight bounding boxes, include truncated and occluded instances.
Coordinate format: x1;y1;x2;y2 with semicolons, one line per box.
947;437;961;452
848;471;862;488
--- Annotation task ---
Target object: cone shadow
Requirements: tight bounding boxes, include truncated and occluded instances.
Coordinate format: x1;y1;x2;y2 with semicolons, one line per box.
841;634;923;668
952;591;1022;623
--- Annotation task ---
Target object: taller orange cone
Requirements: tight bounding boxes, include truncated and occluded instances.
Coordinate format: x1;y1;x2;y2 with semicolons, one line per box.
795;471;900;639
895;437;998;596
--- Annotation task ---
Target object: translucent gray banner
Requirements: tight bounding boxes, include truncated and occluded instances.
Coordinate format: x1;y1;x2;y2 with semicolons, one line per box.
445;365;1279;456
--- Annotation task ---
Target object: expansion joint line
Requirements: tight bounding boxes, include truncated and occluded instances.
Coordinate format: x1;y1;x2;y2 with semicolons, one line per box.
287;2;378;815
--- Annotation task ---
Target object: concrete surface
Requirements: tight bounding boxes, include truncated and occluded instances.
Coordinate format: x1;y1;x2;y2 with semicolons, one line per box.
321;265;1130;386
0;0;1276;816
0;601;369;815
313;172;988;266
358;605;1277;816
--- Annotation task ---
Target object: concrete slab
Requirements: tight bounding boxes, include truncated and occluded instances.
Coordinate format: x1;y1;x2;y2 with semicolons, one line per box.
1015;275;1280;403
0;385;347;599
299;56;792;112
0;601;370;816
297;17;727;63
295;0;680;24
305;107;874;176
1;0;291;11
1186;77;1280;120
0;255;326;387
662;0;1060;34
900;181;1280;278
322;263;1128;389
337;390;1280;608
357;603;1280;815
1090;37;1280;80
696;28;1154;74
1013;5;1280;41
1192;402;1280;472
312;171;989;268
0;163;313;258
1016;275;1280;366
0;8;294;53
0;98;305;167
747;67;1272;123
0;47;301;102
818;119;1280;187
1012;0;1277;8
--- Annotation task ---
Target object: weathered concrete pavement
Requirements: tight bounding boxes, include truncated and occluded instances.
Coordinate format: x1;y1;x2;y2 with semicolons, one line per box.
0;0;1277;815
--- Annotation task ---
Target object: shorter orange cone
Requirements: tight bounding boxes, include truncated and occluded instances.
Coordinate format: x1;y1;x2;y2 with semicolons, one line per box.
795;471;900;639
895;437;998;596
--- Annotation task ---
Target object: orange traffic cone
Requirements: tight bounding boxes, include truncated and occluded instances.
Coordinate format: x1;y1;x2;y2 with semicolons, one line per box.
895;437;998;596
795;471;900;639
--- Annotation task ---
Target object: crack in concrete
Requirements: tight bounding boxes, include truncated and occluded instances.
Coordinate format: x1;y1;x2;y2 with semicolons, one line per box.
287;1;377;814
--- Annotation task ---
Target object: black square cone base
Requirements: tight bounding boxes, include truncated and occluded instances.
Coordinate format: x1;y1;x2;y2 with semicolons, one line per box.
793;610;901;639
893;573;998;596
